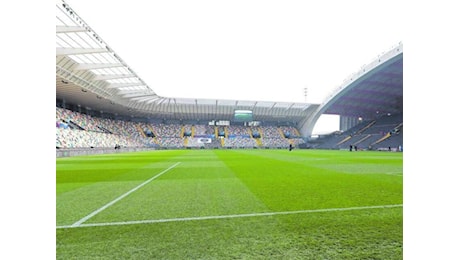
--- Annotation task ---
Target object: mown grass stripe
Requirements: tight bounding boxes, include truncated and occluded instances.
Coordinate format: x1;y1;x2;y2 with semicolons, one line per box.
58;204;402;229
70;162;181;227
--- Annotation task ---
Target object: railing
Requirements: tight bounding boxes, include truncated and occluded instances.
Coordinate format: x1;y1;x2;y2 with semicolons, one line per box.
137;124;146;137
356;121;376;135
372;133;392;145
354;134;372;145
56;147;153;158
336;135;352;146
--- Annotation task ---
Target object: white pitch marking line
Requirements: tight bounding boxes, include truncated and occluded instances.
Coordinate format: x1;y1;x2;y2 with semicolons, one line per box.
58;204;402;229
383;172;403;176
70;162;181;227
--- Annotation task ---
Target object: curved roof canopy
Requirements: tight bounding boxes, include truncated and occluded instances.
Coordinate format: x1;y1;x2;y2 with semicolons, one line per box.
322;51;403;119
298;43;403;136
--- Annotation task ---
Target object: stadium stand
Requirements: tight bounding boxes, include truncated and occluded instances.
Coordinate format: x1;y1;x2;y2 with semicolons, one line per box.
56;106;304;155
56;1;402;157
311;113;403;151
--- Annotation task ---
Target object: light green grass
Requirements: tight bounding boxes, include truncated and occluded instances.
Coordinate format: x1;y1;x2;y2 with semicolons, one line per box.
56;149;403;259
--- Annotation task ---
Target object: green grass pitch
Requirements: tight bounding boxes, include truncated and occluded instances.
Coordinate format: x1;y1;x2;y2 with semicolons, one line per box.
56;149;403;259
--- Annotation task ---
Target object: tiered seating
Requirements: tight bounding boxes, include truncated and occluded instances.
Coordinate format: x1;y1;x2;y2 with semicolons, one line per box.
194;125;215;137
153;123;184;148
223;137;257;148
224;125;254;148
56;128;144;148
184;124;217;148
56;107;307;150
261;126;281;138
312;113;403;150
377;125;403;149
56;107;150;148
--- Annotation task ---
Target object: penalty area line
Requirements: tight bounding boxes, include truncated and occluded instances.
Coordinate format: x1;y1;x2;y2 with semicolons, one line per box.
57;204;402;229
69;162;181;227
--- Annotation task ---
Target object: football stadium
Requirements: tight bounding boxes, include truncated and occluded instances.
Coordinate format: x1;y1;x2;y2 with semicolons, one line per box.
56;1;403;259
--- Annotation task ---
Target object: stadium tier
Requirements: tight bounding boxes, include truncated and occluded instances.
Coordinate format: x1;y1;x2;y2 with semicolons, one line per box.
310;113;403;151
56;104;402;156
56;107;305;152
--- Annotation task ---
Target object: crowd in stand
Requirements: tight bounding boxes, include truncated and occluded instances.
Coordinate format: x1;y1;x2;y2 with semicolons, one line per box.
156;137;184;148
226;125;250;137
261;126;281;138
223;136;257;148
193;125;214;137
56;128;144;148
154;123;182;137
261;138;290;147
56;107;306;150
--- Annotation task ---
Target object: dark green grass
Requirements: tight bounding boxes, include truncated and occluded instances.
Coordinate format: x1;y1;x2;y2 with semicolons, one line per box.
56;149;402;259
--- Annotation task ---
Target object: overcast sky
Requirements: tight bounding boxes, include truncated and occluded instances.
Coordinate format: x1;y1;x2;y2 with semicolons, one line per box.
62;0;403;134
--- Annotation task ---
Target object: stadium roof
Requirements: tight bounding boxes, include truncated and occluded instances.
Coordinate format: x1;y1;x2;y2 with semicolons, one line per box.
56;0;317;123
56;0;402;135
299;43;403;135
320;48;403;119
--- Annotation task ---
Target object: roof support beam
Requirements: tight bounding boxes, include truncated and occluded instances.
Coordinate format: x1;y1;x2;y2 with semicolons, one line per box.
132;96;158;102
146;97;162;104
118;89;151;95
93;74;135;81
106;83;145;89
56;26;86;33
168;98;173;111
173;99;178;114
302;104;312;111
157;98;167;105
73;63;124;70
286;103;295;110
56;47;107;56
122;93;155;98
